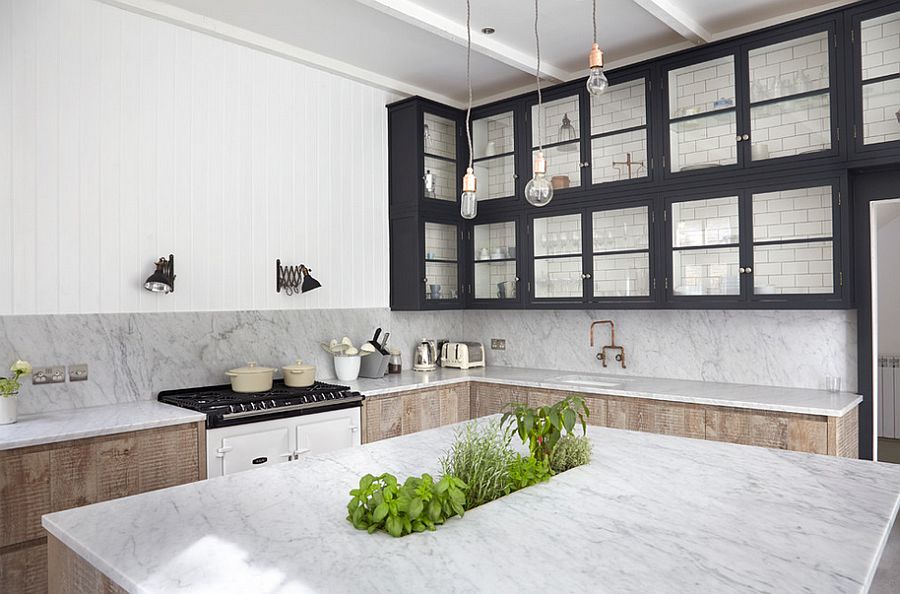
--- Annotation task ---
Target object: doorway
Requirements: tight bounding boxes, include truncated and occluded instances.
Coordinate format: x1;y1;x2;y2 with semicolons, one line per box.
873;199;900;463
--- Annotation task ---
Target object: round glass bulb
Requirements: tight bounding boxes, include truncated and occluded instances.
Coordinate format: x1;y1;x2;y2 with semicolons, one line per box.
586;66;609;96
524;173;554;207
460;191;477;219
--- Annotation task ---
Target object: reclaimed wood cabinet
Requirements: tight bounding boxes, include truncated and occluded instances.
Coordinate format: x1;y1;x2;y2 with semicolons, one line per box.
364;383;471;443
0;422;203;594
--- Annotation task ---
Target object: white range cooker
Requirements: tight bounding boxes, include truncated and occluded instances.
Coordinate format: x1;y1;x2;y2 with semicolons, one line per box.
159;380;363;478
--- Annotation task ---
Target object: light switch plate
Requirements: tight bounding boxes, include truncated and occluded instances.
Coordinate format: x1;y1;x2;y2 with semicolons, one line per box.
68;364;88;382
33;366;66;384
491;338;506;350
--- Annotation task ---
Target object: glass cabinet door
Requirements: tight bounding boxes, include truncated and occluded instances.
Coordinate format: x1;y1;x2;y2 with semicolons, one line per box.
748;30;833;161
531;94;583;191
670;196;741;296
533;213;584;299
473;221;518;301
472;111;516;201
667;55;739;173
424;222;459;301
751;185;835;295
859;10;900;146
591;206;651;298
423;112;457;202
589;77;649;185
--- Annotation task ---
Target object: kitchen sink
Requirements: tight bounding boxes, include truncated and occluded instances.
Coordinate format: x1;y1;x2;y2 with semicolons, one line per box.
552;375;625;388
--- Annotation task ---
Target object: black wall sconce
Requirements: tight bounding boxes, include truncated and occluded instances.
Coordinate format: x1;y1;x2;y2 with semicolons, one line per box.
144;255;175;294
276;259;321;296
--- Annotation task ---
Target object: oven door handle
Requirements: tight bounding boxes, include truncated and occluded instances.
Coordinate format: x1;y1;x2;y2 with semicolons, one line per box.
279;452;294;459
215;445;234;458
293;448;311;459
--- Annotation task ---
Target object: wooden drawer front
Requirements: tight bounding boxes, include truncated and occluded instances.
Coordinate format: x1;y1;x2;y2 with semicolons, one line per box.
0;451;51;548
402;389;441;435
136;424;200;491
706;409;828;454
0;541;48;594
472;383;526;418
438;384;470;425
526;390;608;427
607;397;705;439
364;396;403;443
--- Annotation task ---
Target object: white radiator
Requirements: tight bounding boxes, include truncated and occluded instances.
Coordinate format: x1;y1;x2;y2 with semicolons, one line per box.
880;356;900;439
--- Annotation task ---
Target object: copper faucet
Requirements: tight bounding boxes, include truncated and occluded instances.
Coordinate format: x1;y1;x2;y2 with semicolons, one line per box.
589;320;627;369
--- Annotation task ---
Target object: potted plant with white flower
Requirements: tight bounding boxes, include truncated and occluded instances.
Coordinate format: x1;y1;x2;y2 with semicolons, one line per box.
1;360;33;424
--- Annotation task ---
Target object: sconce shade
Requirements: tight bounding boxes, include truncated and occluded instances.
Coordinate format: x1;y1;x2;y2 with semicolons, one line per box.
301;268;322;293
144;255;175;294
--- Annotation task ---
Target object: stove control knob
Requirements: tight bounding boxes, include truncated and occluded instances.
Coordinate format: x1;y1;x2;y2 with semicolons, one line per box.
256;401;266;410
271;400;277;408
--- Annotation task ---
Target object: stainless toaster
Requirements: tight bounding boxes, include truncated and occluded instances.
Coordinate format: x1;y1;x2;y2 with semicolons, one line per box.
440;342;485;370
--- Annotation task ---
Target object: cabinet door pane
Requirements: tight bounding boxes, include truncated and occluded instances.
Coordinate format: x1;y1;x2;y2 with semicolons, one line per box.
750;94;831;160
474;221;516;261
533;145;582;189
423;112;456;159
532;96;580;145
591;131;648;184
752;186;833;242
424;262;457;301
423;156;456;202
425;222;457;261
474;156;515;200
593;253;650;297
861;11;900;81
862;79;900;145
669;111;737;172
672;197;740;248
535;258;582;298
592;207;649;251
753;241;833;295
673;248;740;296
533;214;581;257
590;78;646;134
475;262;517;300
748;32;830;103
668;56;736;119
473;111;514;158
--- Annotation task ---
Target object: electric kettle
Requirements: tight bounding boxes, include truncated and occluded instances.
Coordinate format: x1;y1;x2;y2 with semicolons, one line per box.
413;339;437;371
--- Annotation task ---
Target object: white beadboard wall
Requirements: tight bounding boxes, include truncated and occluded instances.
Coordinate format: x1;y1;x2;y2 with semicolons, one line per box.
0;0;397;315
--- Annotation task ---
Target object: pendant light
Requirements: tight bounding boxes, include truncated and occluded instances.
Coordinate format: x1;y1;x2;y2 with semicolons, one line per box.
524;0;553;207
586;0;608;96
460;0;477;220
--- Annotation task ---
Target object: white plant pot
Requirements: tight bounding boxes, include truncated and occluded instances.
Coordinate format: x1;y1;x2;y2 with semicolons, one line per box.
0;394;18;425
333;356;361;382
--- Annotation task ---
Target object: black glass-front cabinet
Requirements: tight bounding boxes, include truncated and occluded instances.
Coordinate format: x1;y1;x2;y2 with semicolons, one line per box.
388;0;897;311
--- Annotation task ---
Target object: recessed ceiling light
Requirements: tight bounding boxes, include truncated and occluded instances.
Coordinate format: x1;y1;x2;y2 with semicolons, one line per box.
481;27;495;35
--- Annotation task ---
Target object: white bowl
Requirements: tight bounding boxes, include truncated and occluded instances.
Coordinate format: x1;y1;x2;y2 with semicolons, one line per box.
334;355;361;381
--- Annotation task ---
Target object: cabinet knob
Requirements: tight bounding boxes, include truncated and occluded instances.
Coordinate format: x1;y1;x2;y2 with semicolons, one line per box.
739;267;746;273
742;134;750;141
423;278;428;283
745;266;752;274
581;273;592;279
582;161;591;168
735;135;742;142
515;277;520;282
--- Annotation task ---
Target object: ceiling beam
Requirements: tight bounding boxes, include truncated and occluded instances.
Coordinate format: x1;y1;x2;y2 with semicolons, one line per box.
353;0;569;82
631;0;712;44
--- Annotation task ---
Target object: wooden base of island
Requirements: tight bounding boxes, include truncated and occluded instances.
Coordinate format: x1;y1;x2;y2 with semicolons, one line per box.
47;535;125;594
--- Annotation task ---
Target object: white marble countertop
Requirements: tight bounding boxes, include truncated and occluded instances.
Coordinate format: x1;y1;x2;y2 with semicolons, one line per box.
43;417;900;593
348;366;862;417
0;401;205;451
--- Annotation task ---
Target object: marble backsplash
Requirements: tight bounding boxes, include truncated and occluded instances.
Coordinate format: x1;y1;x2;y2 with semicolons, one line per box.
0;309;462;415
0;307;857;415
463;309;858;393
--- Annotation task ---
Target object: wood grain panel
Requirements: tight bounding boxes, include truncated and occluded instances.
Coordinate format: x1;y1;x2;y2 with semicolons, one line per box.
705;408;828;454
828;406;859;458
364;396;403;443
0;540;48;594
471;382;527;418
48;535;125;594
607;397;706;439
438;384;471;425
403;389;441;435
49;435;139;511
136;423;200;491
0;450;50;547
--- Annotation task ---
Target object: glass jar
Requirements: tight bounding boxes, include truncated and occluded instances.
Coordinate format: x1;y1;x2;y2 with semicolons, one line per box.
388;349;402;374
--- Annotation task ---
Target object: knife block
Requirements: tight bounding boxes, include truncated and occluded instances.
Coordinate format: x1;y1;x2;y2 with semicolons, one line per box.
359;353;390;378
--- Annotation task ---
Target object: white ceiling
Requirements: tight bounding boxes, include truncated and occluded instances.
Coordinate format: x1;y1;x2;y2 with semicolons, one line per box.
115;0;855;106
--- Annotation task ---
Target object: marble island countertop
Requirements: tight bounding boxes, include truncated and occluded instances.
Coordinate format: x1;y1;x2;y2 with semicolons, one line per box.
348;365;862;417
43;417;900;593
0;400;205;451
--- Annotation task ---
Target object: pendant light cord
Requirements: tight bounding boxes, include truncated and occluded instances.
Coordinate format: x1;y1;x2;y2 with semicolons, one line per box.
534;0;543;151
592;0;597;44
465;0;473;170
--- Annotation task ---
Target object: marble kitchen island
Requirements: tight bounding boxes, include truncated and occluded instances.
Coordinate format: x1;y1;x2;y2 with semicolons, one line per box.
43;418;900;594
